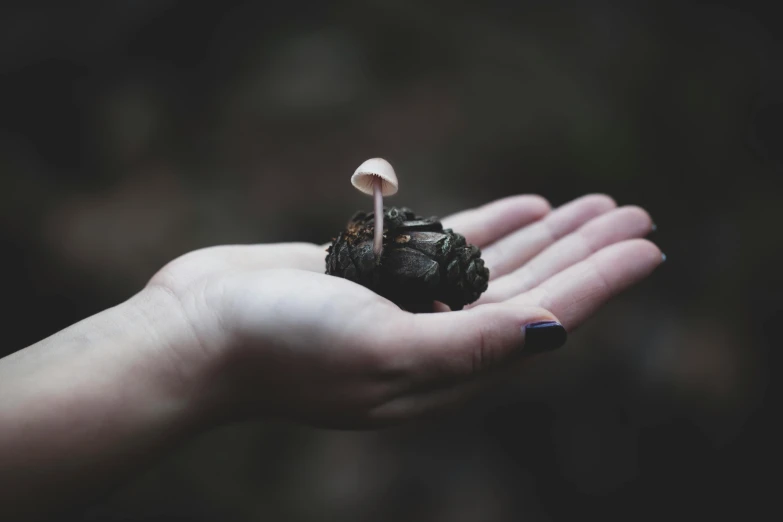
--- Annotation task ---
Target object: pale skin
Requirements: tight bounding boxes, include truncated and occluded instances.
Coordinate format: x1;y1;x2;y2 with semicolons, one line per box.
0;194;662;520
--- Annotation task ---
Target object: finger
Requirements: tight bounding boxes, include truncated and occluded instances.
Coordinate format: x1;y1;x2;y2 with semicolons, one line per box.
387;302;566;386
369;303;566;421
477;206;654;304
508;239;664;330
481;194;617;280
441;195;551;248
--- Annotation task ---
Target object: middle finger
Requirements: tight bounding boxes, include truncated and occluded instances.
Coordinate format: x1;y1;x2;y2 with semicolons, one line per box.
475;205;653;305
481;194;617;280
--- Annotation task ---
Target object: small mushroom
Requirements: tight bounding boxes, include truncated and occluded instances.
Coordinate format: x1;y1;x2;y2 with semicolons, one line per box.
351;158;399;256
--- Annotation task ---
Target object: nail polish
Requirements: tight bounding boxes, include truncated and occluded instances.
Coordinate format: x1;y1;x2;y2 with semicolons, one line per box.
661;253;667;262
523;321;567;354
651;223;658;232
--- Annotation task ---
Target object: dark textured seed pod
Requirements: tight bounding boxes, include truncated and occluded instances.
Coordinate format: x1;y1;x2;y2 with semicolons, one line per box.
326;207;490;312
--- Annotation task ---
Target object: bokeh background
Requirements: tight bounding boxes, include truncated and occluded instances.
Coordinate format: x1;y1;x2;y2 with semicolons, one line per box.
2;1;780;520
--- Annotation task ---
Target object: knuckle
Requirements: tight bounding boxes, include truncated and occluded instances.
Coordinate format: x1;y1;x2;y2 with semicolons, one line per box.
527;286;554;310
471;322;496;374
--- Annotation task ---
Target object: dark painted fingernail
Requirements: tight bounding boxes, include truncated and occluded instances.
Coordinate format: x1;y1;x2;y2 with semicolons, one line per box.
661;253;667;262
651;223;658;232
523;321;567;354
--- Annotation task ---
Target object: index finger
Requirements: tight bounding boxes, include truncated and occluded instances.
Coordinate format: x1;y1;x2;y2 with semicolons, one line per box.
441;195;551;248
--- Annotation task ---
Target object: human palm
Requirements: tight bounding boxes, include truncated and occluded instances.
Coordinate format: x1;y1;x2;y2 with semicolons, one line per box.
149;194;661;428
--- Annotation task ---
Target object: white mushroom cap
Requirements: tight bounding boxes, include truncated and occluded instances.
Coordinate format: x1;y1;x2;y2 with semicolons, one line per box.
351;158;399;196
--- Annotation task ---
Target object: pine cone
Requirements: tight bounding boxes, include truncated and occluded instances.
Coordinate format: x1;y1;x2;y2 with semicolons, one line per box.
326;207;489;312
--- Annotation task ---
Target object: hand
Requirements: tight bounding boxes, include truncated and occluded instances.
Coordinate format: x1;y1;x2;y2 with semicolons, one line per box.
149;194;661;428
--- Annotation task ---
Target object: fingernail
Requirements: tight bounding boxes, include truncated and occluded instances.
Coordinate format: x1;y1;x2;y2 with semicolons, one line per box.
523;321;567;354
661;253;667;262
651;223;657;232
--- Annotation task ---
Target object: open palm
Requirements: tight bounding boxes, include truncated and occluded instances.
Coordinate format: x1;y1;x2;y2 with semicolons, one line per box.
150;194;661;427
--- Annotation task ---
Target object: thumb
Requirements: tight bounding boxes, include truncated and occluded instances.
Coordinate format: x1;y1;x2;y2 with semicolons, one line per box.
397;303;568;384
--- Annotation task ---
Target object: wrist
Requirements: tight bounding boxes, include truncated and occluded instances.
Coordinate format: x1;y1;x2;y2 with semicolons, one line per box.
125;285;229;430
0;286;225;519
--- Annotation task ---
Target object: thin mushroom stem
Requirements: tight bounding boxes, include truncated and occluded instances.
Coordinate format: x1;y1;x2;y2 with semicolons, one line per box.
373;175;384;256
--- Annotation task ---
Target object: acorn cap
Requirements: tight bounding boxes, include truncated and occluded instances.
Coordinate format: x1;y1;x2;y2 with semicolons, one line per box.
351;158;399;196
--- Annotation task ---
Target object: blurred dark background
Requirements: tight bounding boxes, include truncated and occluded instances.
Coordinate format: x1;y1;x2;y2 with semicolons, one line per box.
2;1;780;520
